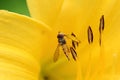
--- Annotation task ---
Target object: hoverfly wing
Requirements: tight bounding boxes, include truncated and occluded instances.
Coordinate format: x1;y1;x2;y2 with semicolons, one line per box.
53;44;60;62
71;33;80;49
62;44;70;61
70;47;77;61
72;40;76;49
72;40;80;49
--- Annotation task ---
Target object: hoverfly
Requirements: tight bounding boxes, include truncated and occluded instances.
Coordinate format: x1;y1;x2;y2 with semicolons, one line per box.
53;32;80;62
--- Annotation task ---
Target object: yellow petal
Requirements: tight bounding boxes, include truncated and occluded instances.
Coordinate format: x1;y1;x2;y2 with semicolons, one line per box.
54;0;82;32
0;10;51;80
75;0;120;80
26;0;64;27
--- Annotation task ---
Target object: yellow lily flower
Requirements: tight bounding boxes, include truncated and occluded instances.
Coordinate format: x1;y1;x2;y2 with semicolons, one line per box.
1;0;120;80
27;0;120;80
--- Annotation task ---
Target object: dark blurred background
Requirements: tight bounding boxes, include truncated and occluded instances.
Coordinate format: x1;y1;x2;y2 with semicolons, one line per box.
0;0;30;16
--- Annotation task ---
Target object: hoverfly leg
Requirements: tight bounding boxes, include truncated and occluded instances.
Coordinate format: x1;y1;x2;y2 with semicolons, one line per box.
72;40;76;49
71;32;80;49
72;40;80;49
76;41;79;47
71;32;76;37
63;51;70;61
70;47;77;61
62;44;70;61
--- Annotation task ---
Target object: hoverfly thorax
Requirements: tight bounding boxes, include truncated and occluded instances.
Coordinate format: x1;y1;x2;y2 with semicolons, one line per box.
57;32;66;45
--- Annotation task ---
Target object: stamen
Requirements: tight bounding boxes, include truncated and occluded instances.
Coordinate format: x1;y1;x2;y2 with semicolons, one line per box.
99;15;105;46
87;26;93;44
99;15;104;34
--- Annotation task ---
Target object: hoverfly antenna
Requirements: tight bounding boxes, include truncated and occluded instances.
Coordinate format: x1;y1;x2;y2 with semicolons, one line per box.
58;31;60;33
58;31;62;35
58;31;61;33
58;31;64;35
